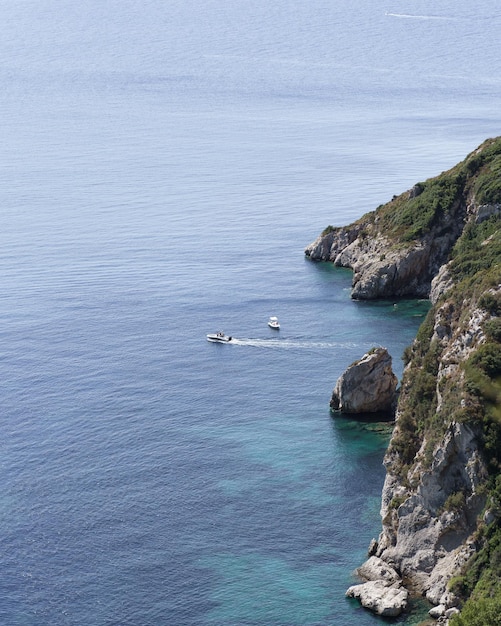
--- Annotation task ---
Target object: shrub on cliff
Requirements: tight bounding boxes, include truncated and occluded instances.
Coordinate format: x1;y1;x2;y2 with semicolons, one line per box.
391;250;501;479
450;215;501;282
449;523;501;624
449;589;501;626
389;192;501;617
377;172;464;242
369;137;501;244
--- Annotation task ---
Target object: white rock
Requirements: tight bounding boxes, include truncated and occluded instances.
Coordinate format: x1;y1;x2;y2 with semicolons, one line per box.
429;604;446;618
330;348;398;414
357;556;401;584
445;607;460;618
346;581;408;617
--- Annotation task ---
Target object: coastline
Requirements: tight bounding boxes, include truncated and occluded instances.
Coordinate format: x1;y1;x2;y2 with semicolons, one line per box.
307;137;501;623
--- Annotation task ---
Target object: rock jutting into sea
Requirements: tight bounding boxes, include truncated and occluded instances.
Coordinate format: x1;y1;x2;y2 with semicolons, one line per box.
307;137;501;623
346;580;409;617
345;555;409;617
330;347;397;414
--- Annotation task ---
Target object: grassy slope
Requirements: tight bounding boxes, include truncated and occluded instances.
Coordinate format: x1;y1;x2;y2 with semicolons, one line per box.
365;136;501;244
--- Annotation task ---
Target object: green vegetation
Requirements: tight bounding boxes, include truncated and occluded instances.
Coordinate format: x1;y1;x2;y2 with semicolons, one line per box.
449;590;501;626
389;204;501;472
389;494;407;510
366;171;464;242
384;140;501;621
390;201;501;626
484;318;501;342
388;308;440;469
442;490;466;513
450;215;501;283
314;138;501;621
321;225;337;236
357;137;501;245
471;143;501;205
449;524;501;625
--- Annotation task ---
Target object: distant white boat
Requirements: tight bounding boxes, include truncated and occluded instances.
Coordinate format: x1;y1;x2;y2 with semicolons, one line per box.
206;331;232;343
267;316;280;329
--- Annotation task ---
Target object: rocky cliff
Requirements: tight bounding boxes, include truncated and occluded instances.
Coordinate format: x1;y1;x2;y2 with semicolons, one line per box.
307;137;501;622
305;138;501;301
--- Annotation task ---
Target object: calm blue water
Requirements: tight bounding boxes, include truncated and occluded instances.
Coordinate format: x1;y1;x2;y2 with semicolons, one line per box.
0;1;500;624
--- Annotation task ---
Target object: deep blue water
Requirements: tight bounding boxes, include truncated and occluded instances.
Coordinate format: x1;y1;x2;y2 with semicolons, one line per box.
0;1;500;624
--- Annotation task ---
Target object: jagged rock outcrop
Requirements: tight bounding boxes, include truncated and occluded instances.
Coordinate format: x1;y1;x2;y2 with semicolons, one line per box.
304;140;501;300
330;348;397;414
307;137;501;621
430;262;455;305
376;422;488;604
476;203;501;224
346;556;408;616
370;280;500;607
356;555;401;584
346;580;409;617
305;225;463;300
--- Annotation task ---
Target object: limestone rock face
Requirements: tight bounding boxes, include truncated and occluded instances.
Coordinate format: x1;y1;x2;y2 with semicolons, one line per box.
314;139;501;622
345;581;409;617
330;348;398;414
370;289;499;607
376;419;488;605
346;555;409;617
429;261;455;305
349;286;501;616
304;194;498;302
475;203;501;223
304;206;464;300
356;556;401;585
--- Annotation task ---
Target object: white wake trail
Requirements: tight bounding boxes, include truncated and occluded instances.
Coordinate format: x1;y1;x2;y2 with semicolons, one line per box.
385;12;455;21
229;338;359;350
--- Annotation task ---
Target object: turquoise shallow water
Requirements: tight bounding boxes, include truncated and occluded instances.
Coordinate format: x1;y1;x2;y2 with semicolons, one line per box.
0;0;500;624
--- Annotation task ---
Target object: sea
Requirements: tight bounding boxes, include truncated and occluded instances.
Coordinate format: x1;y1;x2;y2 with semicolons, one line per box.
0;1;500;624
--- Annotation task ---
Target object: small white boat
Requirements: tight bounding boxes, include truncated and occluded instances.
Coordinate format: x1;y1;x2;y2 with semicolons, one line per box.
206;331;232;343
267;316;280;329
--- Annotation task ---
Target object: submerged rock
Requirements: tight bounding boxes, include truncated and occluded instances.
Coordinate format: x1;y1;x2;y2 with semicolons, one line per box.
330;347;398;414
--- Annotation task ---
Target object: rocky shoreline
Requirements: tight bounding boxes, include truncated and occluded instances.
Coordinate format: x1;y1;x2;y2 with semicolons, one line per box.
307;138;501;623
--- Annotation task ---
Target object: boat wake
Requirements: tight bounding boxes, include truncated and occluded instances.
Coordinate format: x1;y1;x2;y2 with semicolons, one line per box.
229;338;359;350
385;12;455;20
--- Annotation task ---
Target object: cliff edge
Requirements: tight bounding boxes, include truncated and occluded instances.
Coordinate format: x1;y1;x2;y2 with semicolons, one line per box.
307;137;501;623
305;138;501;302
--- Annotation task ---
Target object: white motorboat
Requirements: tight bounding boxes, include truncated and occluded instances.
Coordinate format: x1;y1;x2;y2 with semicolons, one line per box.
206;331;232;343
267;316;280;329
